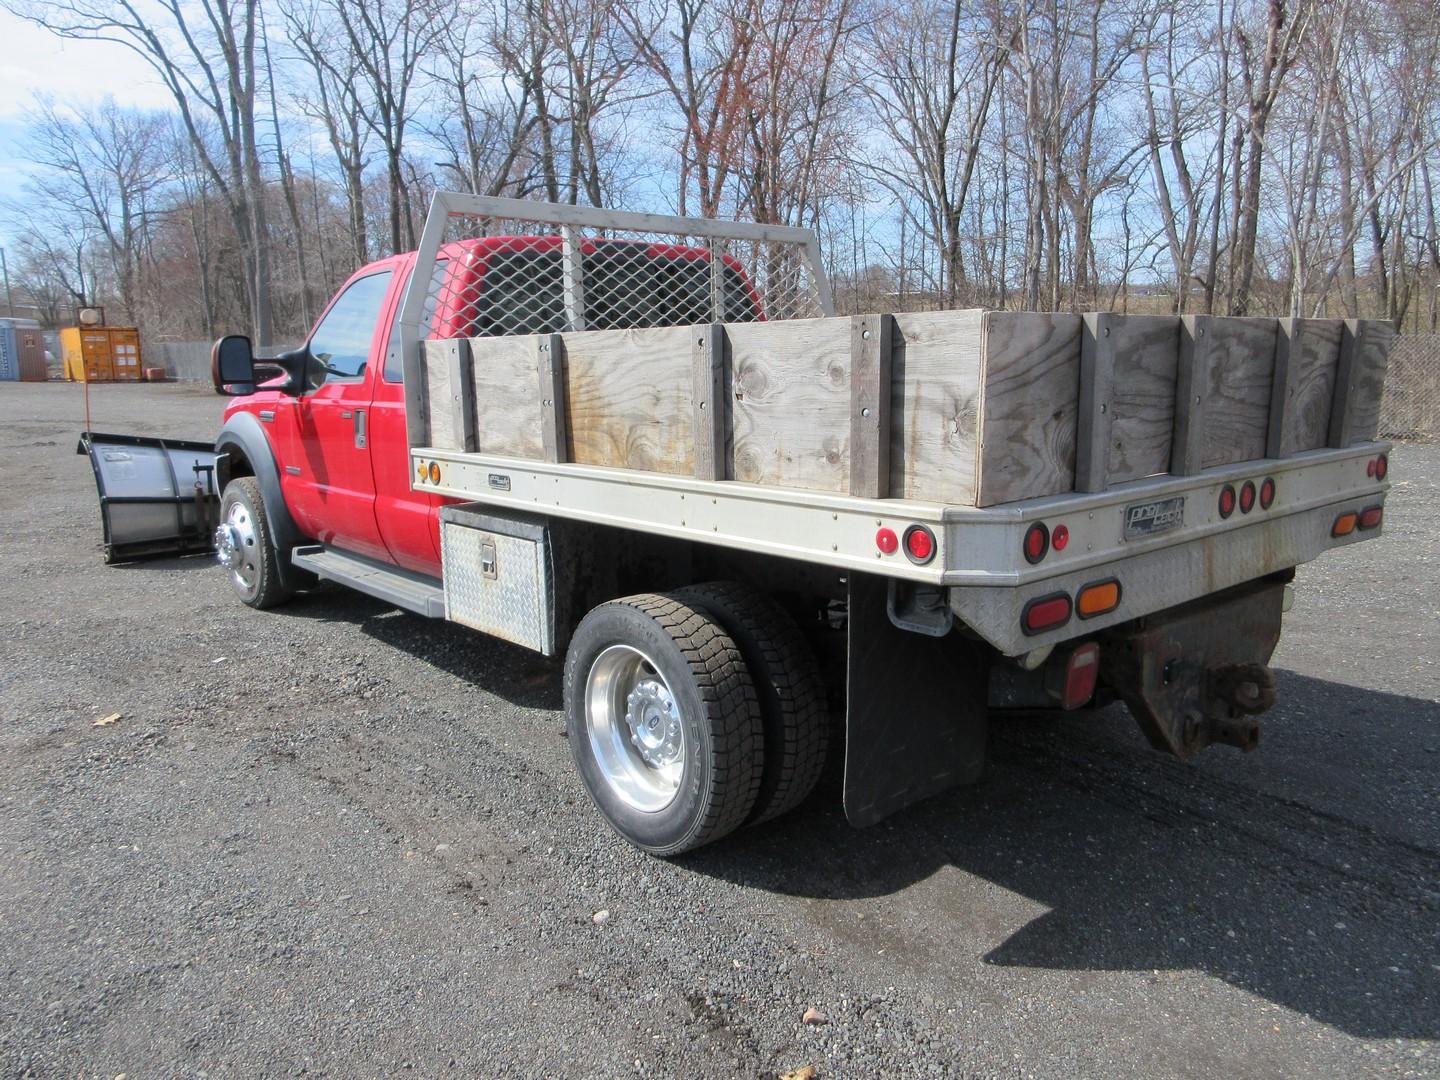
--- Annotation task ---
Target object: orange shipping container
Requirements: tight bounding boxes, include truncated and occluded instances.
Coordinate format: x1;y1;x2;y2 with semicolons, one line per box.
61;327;143;382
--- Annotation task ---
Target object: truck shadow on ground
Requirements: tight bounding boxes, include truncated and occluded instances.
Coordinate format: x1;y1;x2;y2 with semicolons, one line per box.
274;587;1438;1041
686;672;1440;1042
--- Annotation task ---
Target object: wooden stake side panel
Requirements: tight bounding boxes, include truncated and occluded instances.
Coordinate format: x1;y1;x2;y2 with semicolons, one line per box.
974;312;1082;507
422;338;471;452
416;311;1393;510
728;318;853;493
890;310;984;504
1105;314;1181;485
559;325;696;474
470;335;545;458
1270;319;1345;458
1199;317;1277;469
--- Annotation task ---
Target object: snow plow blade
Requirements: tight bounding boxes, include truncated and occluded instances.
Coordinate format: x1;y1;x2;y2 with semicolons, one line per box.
76;431;220;563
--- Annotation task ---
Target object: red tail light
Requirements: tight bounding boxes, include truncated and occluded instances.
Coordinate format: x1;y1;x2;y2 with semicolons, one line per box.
1060;642;1100;710
1218;485;1236;519
1259;477;1275;509
1022;592;1071;636
1051;524;1070;551
1239;480;1256;514
1375;454;1388;481
1023;522;1049;564
1359;505;1383;530
903;524;936;564
875;527;898;554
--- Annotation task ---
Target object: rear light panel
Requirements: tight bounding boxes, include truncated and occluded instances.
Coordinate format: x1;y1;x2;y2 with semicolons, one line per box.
1239;480;1256;514
1076;579;1121;619
1218;485;1236;518
1022;592;1072;636
1023;522;1049;564
903;524;936;564
1059;643;1100;710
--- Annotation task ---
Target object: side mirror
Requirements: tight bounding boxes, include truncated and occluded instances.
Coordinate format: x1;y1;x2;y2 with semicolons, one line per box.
211;335;256;395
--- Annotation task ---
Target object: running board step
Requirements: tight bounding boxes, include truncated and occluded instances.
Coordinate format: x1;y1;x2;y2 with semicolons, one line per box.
291;545;446;618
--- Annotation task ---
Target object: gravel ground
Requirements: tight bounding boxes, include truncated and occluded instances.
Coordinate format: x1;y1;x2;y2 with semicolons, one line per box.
1;380;1437;1080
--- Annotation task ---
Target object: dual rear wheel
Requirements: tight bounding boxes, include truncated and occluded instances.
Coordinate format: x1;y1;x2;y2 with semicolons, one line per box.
563;584;829;855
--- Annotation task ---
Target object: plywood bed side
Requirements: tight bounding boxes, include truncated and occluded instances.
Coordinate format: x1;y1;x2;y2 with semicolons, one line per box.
466;334;546;460
974;312;1083;507
559;324;697;474
889;309;984;505
1103;314;1181;484
728;317;853;493
1197;316;1277;469
422;337;472;452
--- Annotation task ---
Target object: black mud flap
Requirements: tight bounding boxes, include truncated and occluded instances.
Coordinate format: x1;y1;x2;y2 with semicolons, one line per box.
1100;577;1286;758
77;431;220;563
843;572;989;827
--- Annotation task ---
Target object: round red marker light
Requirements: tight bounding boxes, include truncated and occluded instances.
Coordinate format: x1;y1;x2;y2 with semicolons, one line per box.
1239;480;1256;514
875;527;898;554
1218;485;1236;519
1051;524;1070;551
903;524;936;564
1023;522;1049;564
1366;459;1376;478
1375;454;1388;481
1259;477;1275;509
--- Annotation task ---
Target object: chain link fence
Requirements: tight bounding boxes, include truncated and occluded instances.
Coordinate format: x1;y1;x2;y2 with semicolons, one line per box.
1380;335;1440;440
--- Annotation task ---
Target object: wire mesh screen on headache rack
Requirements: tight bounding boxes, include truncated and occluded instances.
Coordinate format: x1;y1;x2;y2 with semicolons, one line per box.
413;195;831;340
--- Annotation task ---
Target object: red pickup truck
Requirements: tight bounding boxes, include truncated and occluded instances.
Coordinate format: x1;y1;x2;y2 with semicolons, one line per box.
86;194;1393;858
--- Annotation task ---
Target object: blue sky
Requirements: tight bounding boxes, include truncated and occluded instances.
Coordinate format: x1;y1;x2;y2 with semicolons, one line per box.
0;11;175;239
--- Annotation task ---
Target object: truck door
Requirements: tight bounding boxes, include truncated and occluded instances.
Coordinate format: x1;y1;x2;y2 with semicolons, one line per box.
370;262;444;577
288;269;394;562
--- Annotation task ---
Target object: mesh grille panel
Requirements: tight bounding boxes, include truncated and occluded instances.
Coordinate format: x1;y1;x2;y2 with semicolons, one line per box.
417;204;827;340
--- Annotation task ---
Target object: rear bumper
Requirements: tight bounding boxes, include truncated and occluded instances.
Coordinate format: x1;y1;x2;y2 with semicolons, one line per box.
949;469;1385;656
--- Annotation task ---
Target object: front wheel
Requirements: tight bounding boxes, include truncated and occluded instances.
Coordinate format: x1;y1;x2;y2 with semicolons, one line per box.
564;593;763;855
215;476;293;609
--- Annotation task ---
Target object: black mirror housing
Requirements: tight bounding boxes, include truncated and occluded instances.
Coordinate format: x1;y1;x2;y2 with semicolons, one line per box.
211;335;256;395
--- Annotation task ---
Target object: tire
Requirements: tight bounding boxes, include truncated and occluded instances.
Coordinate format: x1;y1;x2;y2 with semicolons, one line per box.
564;593;764;855
216;476;294;610
677;581;830;824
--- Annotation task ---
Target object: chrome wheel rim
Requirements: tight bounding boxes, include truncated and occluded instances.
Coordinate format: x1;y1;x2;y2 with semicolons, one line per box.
584;645;685;813
215;501;258;593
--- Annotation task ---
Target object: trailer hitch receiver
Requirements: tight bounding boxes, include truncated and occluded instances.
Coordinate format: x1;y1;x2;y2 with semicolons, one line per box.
1100;578;1286;759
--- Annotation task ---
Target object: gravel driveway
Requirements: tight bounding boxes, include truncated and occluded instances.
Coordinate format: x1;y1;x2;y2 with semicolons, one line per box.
2;381;1436;1079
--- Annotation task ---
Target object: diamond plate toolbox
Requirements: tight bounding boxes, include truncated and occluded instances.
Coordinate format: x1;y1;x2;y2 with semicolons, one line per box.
439;505;555;655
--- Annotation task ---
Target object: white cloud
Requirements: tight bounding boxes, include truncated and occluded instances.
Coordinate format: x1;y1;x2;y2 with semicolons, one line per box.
0;12;175;119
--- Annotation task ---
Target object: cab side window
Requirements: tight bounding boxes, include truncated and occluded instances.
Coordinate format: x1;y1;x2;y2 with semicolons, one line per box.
306;270;393;390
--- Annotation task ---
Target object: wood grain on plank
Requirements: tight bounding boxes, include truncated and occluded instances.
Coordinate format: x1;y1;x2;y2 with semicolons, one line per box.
538;333;569;463
560;324;695;474
849;314;893;498
1171;315;1212;475
1200;316;1276;468
1271;318;1344;457
469;334;545;459
692;323;727;481
729;317;852;493
1076;312;1117;491
1330;319;1395;446
1105;314;1180;484
890;309;984;504
976;312;1083;506
423;337;470;451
